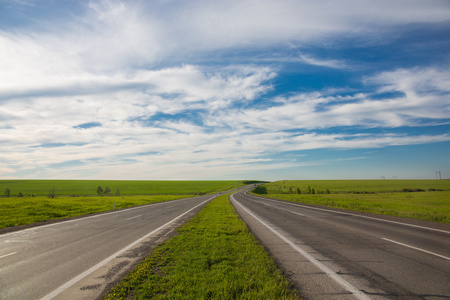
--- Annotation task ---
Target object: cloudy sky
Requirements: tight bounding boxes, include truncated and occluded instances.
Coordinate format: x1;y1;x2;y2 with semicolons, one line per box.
1;0;449;180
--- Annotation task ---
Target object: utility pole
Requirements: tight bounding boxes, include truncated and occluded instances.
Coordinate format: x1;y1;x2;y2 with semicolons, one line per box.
436;171;441;180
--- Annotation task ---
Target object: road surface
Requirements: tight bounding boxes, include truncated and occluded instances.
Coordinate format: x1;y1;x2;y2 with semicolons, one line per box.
0;195;215;300
231;190;450;299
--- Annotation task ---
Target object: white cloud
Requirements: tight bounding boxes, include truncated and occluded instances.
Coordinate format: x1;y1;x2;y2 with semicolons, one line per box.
365;67;450;95
298;54;348;69
1;0;449;179
3;0;449;80
218;67;450;131
3;64;449;179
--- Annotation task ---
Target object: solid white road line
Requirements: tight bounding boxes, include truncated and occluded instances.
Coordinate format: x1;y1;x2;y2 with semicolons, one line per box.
382;238;450;261
232;194;371;300
39;196;214;300
246;192;450;234
0;252;17;259
249;194;450;260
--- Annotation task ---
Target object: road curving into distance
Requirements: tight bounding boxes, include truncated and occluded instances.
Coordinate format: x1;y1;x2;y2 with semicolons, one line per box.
0;194;216;300
231;189;450;299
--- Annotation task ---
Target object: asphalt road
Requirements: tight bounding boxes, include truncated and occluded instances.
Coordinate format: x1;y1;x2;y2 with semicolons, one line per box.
0;195;215;300
231;190;450;300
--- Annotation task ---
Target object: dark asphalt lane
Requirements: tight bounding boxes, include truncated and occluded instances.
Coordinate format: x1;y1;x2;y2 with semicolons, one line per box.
0;195;215;300
231;190;450;299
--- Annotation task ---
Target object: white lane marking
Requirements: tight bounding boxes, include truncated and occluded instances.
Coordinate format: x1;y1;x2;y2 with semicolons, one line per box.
0;196;200;238
126;215;142;221
245;192;450;234
382;238;450;261
231;194;371;300
39;196;215;300
256;200;305;217
292;211;305;217
3;240;30;243
0;252;17;259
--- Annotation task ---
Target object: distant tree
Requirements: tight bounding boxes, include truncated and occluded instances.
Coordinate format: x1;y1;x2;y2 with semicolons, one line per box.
97;186;104;196
253;186;268;195
311;188;315;194
18;192;23;197
289;187;293;194
5;188;10;198
115;189;120;196
326;189;330;194
104;187;112;196
48;187;56;199
296;187;301;194
307;186;311;194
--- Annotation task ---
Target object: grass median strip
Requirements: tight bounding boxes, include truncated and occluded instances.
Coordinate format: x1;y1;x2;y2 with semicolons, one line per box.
103;194;299;299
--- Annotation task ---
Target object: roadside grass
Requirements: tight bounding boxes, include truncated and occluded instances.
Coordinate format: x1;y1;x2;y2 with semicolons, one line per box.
254;180;450;224
103;194;299;300
0;195;193;229
266;180;450;194
262;192;450;223
0;180;245;197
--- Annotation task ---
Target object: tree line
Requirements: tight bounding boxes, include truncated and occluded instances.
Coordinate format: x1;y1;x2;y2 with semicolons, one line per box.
3;187;121;198
97;186;120;196
252;185;331;195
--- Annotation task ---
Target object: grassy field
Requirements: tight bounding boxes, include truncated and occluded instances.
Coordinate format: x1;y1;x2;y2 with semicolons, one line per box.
0;180;246;197
265;180;450;194
0;180;248;229
0;195;196;229
253;180;450;224
103;194;299;299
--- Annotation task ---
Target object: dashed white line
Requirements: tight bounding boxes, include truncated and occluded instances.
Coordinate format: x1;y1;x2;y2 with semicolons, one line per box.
255;200;305;217
249;195;450;261
0;252;17;259
40;196;215;300
126;215;142;221
0;197;195;238
382;238;450;261
231;194;371;300
246;192;450;234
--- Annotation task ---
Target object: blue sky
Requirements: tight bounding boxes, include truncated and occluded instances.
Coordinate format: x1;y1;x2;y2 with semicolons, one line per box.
1;0;449;180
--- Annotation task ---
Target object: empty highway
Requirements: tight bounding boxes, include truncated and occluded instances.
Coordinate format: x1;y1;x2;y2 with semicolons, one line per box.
231;190;450;299
0;195;215;300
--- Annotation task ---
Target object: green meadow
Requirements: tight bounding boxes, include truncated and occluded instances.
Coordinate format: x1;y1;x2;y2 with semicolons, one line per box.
103;194;298;300
265;179;450;194
253;180;450;224
0;195;194;229
0;180;246;197
0;180;247;229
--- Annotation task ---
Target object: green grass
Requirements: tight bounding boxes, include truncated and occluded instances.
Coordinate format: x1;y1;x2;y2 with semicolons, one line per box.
254;180;450;224
0;180;245;197
103;194;299;300
0;180;247;229
0;195;194;229
266;180;450;194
